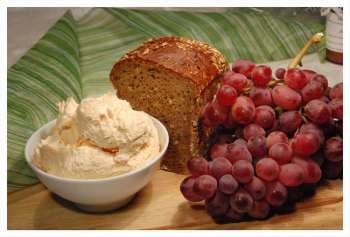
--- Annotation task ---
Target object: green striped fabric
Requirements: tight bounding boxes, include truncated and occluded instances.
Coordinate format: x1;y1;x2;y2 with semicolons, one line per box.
7;8;324;192
8;11;81;191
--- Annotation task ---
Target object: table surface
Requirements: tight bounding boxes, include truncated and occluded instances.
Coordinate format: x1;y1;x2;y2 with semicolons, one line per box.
8;170;343;230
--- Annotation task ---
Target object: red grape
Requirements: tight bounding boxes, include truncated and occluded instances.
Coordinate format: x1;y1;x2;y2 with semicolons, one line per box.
335;120;343;137
300;80;324;103
246;79;254;89
219;174;239;195
304;99;332;124
275;68;286;79
234;126;244;139
223;110;237;128
329;98;343;120
201;100;229;126
322;160;343;179
319;95;330;103
230;188;254;213
266;131;288;149
254;105;276;129
287;186;306;203
226;208;244;221
210;157;232;180
279;163;305;187
301;69;316;82
180;176;204;202
205;191;230;217
269;143;293;165
322;121;339;138
233;138;247;146
210;143;228;160
232;59;256;78
208;161;213;171
249;87;273;106
232;160;254;183
272;85;301;110
256;158;280;182
329;82;343;99
292;133;320;156
243;123;266;140
324;137;343;162
221;72;248;92
226;143;253;164
231;96;256;124
300;123;325;145
278;111;302;133
268;120;279;133
311;151;325;167
201;103;216;127
187;156;209;177
185;57;343;222
193;175;217;199
252;156;264;168
324;86;331;96
285;68;308;90
215;134;233;144
291;157;321;184
244;176;266;200
311;74;328;91
248;200;270;219
217;85;237;106
265;181;287;206
252;65;272;87
247;135;267;158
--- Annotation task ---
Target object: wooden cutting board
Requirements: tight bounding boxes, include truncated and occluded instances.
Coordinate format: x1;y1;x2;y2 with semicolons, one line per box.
7;170;343;230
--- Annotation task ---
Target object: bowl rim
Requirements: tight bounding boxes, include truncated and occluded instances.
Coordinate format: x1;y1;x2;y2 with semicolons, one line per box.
25;115;169;183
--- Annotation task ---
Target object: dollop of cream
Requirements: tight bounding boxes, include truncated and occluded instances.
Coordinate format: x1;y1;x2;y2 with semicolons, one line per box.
32;93;160;179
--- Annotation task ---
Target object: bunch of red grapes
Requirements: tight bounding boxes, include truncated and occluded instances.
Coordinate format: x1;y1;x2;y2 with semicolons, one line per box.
180;59;343;222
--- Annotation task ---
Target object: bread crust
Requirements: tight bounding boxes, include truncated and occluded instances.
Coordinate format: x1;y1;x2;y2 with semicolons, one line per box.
110;36;228;93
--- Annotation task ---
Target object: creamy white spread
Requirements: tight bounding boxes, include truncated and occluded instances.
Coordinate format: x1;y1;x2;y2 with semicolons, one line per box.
32;93;160;179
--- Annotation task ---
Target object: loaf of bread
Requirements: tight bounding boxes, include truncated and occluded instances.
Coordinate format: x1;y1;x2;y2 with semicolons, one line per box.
110;36;228;173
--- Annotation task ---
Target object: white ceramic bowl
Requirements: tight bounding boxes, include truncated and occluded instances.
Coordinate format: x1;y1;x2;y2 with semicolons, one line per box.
25;117;169;213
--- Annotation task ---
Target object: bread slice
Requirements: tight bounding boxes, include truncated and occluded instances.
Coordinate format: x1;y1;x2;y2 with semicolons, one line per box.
110;36;228;173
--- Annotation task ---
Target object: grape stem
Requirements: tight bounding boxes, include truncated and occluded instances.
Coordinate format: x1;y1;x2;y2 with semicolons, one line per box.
288;32;324;69
242;79;283;95
267;79;284;88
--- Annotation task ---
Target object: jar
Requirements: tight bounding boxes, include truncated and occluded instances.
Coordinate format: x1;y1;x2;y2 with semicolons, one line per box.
321;8;343;65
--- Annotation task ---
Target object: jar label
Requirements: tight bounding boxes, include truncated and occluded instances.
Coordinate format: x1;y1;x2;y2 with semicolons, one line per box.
326;12;343;53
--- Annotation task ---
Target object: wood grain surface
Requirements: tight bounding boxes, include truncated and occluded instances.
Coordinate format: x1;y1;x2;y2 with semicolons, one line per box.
8;170;343;230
